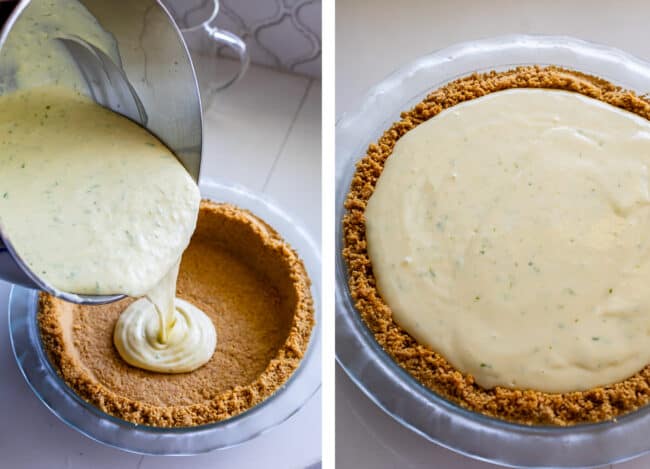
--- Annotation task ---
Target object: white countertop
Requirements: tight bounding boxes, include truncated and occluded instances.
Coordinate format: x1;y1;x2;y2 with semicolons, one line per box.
0;56;321;468
336;1;650;468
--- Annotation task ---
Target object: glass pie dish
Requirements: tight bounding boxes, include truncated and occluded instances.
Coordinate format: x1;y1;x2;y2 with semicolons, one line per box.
335;35;650;468
9;178;321;455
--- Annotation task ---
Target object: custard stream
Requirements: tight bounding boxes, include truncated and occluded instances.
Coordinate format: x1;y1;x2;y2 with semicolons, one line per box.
0;0;216;373
0;86;215;373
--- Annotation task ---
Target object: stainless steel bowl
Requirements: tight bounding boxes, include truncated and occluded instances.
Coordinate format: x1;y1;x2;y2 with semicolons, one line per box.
0;0;203;304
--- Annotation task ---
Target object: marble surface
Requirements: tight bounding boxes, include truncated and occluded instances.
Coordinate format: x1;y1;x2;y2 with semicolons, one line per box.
336;0;650;467
0;55;321;468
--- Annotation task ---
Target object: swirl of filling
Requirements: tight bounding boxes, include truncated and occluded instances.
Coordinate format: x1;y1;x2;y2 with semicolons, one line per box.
113;298;217;373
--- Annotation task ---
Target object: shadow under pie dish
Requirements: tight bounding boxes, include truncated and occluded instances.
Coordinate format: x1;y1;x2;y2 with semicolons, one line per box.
37;199;315;428
342;64;650;427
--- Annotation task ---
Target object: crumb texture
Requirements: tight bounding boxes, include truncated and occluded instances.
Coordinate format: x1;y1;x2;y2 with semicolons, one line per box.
39;200;315;428
342;66;650;426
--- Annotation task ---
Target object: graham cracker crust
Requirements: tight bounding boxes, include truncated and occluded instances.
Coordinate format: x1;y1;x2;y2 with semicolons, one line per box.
39;200;315;427
342;66;650;426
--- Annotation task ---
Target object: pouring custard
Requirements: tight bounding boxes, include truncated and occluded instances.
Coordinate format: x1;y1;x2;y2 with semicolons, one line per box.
0;86;215;373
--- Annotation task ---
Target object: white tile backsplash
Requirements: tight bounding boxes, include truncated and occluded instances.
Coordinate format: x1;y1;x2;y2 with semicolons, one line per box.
179;0;321;78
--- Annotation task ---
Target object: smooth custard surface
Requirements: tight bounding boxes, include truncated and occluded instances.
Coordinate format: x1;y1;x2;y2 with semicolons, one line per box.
366;88;650;394
343;66;650;425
